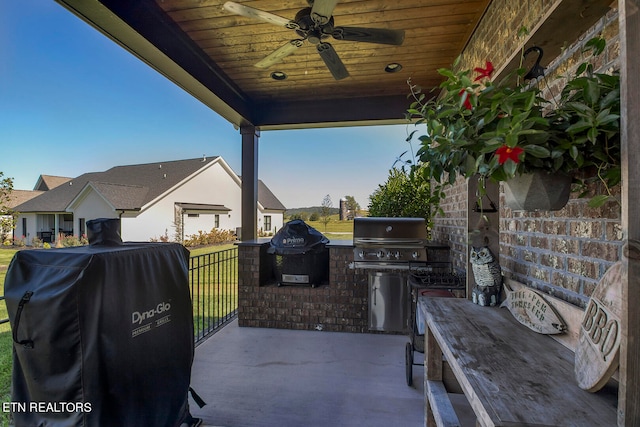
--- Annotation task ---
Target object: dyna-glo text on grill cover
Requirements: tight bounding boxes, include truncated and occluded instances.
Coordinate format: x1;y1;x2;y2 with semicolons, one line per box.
4;219;200;426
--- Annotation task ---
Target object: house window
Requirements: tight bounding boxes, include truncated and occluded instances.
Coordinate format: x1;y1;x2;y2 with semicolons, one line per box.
214;214;220;228
264;215;272;232
188;214;199;218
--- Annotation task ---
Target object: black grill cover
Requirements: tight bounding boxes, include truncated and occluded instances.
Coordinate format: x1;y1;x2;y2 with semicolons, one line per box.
267;219;329;255
5;242;194;426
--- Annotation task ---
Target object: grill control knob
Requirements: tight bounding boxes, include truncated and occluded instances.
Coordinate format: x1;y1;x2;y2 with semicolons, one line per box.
358;250;365;259
377;250;386;259
412;251;420;260
394;251;401;259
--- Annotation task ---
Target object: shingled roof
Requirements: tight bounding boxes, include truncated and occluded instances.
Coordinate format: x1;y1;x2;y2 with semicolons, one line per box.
5;190;44;211
33;175;72;191
15;157;285;213
257;180;286;211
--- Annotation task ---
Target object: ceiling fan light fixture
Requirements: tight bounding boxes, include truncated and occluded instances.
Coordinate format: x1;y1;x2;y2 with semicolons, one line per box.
270;71;288;80
385;63;403;73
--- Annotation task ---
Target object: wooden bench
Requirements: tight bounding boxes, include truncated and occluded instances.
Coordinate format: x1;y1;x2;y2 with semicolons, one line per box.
419;296;618;426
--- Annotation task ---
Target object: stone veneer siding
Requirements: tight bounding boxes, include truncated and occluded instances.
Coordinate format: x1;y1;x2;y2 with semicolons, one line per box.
237;242;371;332
430;3;622;307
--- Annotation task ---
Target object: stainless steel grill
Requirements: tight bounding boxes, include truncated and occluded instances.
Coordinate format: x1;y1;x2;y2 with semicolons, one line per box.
351;217;434;332
352;217;428;270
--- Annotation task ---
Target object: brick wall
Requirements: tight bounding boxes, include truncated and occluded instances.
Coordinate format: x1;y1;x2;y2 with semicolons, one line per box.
431;3;622;307
458;0;556;72
498;10;621;306
431;176;469;274
238;243;371;332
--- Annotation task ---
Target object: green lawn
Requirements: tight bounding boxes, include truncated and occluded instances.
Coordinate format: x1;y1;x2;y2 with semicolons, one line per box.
189;245;238;340
0;248;17;425
306;219;354;241
0;244;236;423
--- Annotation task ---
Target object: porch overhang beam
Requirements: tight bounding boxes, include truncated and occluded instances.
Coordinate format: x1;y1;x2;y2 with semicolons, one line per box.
253;95;410;131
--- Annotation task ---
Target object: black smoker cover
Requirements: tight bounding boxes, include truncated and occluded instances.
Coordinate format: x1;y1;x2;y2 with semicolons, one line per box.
5;241;195;426
267;219;329;255
86;217;122;246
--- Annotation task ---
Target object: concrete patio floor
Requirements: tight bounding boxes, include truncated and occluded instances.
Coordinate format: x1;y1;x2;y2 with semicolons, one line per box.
187;320;426;427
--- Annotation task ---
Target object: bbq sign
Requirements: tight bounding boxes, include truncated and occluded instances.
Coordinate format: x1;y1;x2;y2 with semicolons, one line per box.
575;261;622;392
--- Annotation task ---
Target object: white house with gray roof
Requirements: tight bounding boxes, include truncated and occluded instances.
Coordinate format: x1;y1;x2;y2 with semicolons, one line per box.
13;157;285;244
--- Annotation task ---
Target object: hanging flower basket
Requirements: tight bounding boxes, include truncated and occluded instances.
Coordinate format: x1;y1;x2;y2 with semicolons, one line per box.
503;171;572;211
405;36;620;210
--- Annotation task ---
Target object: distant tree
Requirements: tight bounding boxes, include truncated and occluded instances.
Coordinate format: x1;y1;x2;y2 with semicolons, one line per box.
367;165;441;235
289;212;309;221
320;194;333;230
344;195;360;218
0;172;15;242
309;212;319;221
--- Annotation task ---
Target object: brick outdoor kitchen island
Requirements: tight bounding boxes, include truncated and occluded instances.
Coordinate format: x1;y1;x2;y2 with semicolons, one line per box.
237;239;372;333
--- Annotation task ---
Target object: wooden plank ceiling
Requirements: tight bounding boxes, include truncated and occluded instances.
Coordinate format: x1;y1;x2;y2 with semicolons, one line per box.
158;0;488;102
58;0;491;129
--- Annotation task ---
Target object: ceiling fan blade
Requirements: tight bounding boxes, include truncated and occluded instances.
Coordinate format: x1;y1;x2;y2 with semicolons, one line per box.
316;42;349;80
310;0;339;25
255;40;304;69
223;1;298;29
333;26;405;46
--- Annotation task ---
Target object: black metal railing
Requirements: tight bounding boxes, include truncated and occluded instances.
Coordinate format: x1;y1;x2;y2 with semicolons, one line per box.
189;247;239;345
0;296;8;325
0;250;239;342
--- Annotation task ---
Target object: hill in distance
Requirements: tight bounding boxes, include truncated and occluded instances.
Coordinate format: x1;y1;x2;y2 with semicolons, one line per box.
285;206;340;216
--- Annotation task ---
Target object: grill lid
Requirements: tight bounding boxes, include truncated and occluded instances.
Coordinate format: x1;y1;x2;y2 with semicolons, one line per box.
353;217;427;242
268;219;329;255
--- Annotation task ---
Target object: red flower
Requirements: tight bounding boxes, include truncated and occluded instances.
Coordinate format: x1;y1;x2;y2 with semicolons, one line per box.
495;145;524;165
458;89;472;110
473;61;494;81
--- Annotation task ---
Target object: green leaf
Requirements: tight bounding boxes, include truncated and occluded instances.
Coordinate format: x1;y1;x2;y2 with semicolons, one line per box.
570;145;579;160
584;37;606;56
584;79;600;105
465;154;477;174
565;101;593;115
438;68;456;78
595;112;620;126
588;195;612;208
566;121;592;134
502;159;517;176
437;108;461;119
576;62;588;75
523;145;551;158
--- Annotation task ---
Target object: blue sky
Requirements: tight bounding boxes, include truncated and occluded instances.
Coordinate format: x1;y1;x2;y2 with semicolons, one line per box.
1;1;418;209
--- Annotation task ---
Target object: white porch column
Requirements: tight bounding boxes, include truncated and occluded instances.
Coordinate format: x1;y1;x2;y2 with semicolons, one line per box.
54;214;60;243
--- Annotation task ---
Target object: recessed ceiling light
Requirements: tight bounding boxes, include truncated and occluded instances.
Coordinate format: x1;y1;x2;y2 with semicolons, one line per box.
384;63;403;73
270;71;287;80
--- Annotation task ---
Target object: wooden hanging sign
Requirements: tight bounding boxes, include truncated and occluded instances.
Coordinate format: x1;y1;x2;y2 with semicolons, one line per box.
501;282;567;334
575;260;623;392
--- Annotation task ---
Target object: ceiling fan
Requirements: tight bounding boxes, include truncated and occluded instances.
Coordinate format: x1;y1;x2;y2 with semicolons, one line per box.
223;0;405;80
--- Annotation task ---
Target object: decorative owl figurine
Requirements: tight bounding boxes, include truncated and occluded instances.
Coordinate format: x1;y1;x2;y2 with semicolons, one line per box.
470;246;502;306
